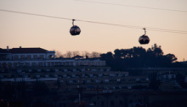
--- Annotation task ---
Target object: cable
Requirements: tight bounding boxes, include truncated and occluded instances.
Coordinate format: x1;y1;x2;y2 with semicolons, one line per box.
0;9;72;21
77;19;187;34
0;9;187;34
74;0;187;13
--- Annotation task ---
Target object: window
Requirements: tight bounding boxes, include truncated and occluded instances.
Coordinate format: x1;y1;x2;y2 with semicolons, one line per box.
33;55;37;59
38;62;43;66
25;62;30;66
20;55;25;59
104;79;109;82
27;55;31;59
39;55;44;59
32;62;36;66
14;55;18;60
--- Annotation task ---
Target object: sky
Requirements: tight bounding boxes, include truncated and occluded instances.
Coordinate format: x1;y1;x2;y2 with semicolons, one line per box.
0;0;187;61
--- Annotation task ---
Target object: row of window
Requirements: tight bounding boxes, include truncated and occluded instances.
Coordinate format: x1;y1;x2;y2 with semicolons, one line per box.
0;72;127;78
1;75;150;85
5;54;54;60
0;61;106;67
13;55;45;59
5;67;110;72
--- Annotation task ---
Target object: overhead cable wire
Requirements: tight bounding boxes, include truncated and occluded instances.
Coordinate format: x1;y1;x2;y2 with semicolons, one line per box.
0;9;72;21
74;0;187;13
0;9;187;34
76;19;187;34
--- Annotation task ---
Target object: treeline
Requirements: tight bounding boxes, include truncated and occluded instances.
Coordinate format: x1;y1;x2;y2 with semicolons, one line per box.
55;51;101;58
56;44;187;69
100;44;181;70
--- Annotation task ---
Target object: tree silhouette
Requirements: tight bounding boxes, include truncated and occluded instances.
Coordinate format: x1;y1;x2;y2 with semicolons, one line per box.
100;44;178;70
147;44;163;56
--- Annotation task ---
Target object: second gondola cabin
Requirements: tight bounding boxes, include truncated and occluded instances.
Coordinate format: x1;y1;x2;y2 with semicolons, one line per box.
139;34;150;44
139;28;150;44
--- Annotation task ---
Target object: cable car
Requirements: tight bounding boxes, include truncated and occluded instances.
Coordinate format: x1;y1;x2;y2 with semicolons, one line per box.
139;28;150;44
70;19;81;36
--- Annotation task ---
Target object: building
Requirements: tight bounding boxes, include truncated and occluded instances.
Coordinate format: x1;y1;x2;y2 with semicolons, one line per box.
0;46;133;93
1;47;187;107
0;46;55;69
0;46;105;70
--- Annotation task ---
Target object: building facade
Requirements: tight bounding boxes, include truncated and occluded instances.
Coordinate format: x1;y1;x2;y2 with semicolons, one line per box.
0;47;140;93
0;47;105;69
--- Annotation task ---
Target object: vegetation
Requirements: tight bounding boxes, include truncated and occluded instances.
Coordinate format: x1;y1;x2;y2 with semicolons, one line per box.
55;44;187;70
100;44;178;70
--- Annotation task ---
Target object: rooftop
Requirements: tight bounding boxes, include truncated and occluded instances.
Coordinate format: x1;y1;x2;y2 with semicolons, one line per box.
0;47;49;53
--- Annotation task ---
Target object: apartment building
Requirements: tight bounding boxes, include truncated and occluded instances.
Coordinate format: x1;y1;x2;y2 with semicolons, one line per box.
1;47;148;93
0;46;105;69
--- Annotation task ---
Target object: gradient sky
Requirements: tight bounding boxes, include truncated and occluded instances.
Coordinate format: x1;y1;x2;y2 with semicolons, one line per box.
0;0;187;61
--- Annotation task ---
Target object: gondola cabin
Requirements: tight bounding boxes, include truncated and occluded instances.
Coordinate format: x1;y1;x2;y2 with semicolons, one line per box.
139;28;150;44
70;19;81;36
139;34;150;44
70;25;81;36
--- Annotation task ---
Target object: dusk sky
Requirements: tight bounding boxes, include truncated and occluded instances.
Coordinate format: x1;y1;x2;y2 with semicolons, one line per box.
0;0;187;61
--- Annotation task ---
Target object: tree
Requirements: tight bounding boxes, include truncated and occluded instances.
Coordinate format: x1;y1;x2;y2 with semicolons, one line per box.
100;52;113;60
131;47;146;58
165;53;177;63
100;52;116;69
72;51;80;57
55;50;63;58
147;44;163;56
65;51;73;58
90;52;100;58
100;44;178;69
